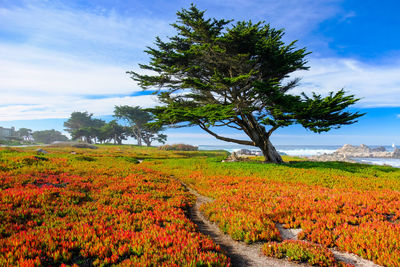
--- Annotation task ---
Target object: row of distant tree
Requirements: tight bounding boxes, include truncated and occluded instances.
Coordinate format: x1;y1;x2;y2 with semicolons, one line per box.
63;105;167;146
11;128;68;144
8;106;166;146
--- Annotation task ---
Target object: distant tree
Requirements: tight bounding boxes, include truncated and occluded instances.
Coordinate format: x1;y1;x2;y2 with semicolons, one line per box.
141;125;167;146
71;128;92;143
64;112;106;143
64;112;93;142
17;128;32;141
114;105;167;146
98;120;127;144
32;129;69;144
88;119;106;143
128;5;364;163
64;112;94;132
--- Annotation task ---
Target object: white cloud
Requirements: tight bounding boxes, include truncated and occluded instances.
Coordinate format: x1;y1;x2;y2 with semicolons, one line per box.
0;44;138;96
0;4;172;53
294;57;400;107
201;0;341;39
0;3;167;121
0;42;163;121
0;95;158;121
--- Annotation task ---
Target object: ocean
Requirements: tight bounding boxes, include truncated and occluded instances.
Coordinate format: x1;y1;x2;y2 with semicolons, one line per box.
198;144;400;168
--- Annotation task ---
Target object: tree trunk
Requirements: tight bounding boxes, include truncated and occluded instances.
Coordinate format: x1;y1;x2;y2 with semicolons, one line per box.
132;127;143;146
240;115;283;164
259;138;283;164
198;117;284;163
137;138;142;146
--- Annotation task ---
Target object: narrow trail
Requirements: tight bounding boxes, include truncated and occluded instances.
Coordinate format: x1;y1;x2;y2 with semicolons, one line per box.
182;182;381;267
183;184;306;267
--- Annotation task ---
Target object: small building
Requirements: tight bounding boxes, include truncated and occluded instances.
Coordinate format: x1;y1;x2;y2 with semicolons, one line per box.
0;126;17;140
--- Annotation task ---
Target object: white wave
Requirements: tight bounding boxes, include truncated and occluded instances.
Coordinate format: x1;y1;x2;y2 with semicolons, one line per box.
354;158;400;168
278;149;336;157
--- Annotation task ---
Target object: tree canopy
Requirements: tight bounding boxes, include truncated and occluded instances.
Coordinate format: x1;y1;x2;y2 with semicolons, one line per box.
128;5;364;163
114;105;167;146
64;111;131;144
32;129;69;144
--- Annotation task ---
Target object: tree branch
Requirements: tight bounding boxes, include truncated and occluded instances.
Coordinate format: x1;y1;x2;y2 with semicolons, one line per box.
267;125;279;137
199;123;254;146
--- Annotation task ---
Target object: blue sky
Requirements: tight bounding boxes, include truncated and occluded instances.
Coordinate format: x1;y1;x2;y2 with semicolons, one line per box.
0;0;400;145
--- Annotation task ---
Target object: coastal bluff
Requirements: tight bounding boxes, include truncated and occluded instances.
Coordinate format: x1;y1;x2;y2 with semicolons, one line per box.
309;144;400;162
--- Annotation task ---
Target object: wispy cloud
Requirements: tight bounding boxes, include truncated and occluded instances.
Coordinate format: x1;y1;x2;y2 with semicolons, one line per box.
0;3;169;120
200;0;341;39
0;95;158;121
294;57;400;107
0;44;139;96
0;3;172;62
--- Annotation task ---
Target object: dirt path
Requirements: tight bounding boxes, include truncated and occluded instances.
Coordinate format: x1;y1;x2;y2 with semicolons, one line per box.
183;182;381;267
184;185;306;267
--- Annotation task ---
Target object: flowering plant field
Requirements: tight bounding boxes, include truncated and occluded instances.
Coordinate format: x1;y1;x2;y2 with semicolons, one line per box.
3;145;400;266
148;156;400;266
0;146;229;266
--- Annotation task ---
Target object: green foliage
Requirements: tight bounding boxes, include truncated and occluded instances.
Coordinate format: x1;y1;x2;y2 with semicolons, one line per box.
32;129;69;144
114;105;167;146
64;111;95;133
0;140;24;146
158;144;198;151
153;155;400;191
97;120;127;144
64;111;129;145
114;106;152;126
16;128;32;141
72;155;96;162
263;241;338;266
64;111;105;143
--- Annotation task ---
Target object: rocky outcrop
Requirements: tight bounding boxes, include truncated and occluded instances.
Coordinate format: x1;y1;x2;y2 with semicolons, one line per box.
393;147;400;158
371;146;386;152
309;144;400;163
36;148;49;154
222;152;240;162
236;149;262;156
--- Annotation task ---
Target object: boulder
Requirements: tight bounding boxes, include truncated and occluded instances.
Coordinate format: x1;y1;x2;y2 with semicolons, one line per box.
393;148;400;158
371;146;386;152
238;149;252;155
223;152;240;162
36;148;48;154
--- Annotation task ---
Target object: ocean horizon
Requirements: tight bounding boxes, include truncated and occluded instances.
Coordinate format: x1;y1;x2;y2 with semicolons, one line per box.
198;144;400;167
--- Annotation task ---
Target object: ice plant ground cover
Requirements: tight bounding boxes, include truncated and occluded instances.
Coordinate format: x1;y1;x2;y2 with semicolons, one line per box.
1;146;400;266
147;155;400;266
0;146;229;266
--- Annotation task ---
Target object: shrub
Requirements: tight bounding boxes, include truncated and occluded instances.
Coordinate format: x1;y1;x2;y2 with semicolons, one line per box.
158;144;198;151
262;240;353;267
